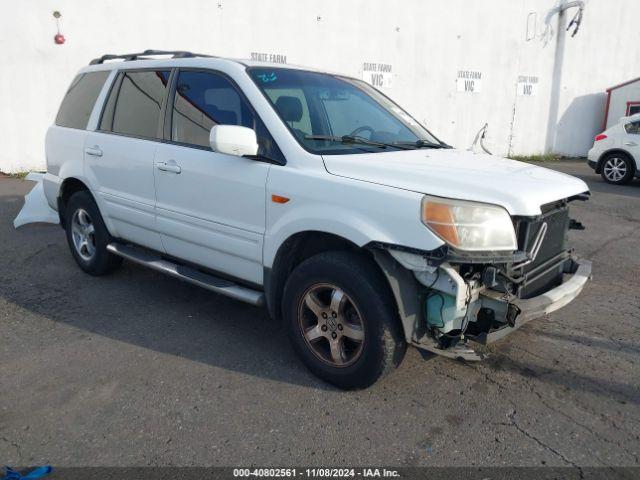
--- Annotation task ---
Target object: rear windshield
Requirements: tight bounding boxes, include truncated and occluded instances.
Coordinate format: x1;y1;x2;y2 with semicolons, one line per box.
55;71;110;129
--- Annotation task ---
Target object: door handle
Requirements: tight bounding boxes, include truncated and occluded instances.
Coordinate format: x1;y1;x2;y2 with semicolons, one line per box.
624;141;638;146
156;161;181;174
85;146;103;157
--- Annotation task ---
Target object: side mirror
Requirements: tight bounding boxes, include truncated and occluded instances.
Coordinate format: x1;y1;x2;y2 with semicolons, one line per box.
209;125;259;157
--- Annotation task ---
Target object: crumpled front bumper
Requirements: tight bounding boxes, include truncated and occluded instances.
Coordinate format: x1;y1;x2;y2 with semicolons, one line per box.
479;258;592;344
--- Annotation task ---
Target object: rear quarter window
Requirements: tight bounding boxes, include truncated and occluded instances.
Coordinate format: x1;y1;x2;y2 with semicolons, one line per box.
624;121;640;135
55;71;110;129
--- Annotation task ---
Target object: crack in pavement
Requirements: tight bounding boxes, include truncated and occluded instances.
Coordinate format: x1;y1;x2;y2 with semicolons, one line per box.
506;338;640;462
528;388;640;464
586;225;640;258
506;407;585;478
467;355;639;466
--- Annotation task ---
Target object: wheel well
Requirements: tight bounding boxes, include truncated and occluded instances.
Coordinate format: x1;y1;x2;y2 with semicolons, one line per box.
597;149;635;174
265;231;374;320
58;178;90;226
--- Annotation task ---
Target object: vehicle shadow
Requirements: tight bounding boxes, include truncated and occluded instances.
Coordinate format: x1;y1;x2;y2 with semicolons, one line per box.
535;329;640;357
0;191;334;391
554;93;607;156
479;347;640;406
1;253;335;391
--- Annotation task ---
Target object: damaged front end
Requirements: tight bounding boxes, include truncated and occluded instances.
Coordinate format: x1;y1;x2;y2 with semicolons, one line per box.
372;197;592;361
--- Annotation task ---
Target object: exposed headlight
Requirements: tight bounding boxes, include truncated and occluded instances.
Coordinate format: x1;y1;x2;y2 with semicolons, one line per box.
421;196;517;251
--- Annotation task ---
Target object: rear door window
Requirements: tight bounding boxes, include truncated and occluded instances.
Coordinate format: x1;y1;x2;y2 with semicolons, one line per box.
101;70;171;139
55;71;110;129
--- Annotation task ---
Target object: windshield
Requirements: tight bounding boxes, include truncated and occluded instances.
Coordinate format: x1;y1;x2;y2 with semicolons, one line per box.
248;67;443;154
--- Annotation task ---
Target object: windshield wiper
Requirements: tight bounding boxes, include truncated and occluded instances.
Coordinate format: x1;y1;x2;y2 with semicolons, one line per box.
305;135;413;150
395;139;452;149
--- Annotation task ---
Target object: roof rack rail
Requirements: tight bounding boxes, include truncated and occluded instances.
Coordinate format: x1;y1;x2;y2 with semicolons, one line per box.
89;49;214;65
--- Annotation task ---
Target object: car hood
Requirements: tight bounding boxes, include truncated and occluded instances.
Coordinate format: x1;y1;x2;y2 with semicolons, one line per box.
322;149;589;215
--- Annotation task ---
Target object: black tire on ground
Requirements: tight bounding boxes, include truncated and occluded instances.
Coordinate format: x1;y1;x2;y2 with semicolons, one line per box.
64;190;122;275
282;250;406;389
600;152;635;185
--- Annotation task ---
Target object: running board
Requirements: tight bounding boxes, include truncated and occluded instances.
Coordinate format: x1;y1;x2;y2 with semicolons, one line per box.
106;243;264;306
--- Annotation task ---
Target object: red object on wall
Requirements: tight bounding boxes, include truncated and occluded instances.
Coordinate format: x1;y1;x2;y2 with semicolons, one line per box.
53;11;65;45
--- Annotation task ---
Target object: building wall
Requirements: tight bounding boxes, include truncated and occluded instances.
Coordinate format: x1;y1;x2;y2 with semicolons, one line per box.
2;0;640;173
606;82;640;129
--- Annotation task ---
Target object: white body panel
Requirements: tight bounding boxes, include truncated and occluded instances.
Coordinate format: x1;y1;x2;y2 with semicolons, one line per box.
323;149;589;216
154;143;269;284
84;131;164;252
44;125;86;186
263;164;434;268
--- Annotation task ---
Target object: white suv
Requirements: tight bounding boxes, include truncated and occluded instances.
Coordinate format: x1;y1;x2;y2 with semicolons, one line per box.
587;113;640;184
43;50;592;389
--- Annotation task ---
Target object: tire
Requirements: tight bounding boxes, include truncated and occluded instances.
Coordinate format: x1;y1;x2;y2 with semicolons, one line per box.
282;251;406;389
64;190;122;275
600;153;635;184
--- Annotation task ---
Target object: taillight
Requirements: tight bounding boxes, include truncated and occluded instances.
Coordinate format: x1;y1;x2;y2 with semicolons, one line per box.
595;133;607;141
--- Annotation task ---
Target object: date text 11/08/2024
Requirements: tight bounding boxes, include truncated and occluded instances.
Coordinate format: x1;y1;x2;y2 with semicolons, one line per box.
233;468;401;478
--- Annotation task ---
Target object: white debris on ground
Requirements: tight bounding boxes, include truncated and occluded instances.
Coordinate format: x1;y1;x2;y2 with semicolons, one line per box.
13;172;60;228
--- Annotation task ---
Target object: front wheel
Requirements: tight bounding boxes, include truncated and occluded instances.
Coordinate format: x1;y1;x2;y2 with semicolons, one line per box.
282;251;406;389
601;153;635;184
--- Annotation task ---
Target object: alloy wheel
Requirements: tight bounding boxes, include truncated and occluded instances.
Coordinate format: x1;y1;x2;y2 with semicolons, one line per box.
71;208;96;261
298;283;365;367
603;157;627;182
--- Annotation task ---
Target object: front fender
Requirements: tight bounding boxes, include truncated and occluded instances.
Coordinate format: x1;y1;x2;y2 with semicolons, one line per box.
263;206;389;268
263;168;444;268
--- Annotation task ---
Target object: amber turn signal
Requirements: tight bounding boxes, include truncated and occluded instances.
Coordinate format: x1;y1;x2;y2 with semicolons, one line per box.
421;201;460;247
271;194;290;204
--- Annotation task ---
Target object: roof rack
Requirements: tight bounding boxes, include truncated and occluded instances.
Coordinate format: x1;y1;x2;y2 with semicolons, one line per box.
89;49;215;65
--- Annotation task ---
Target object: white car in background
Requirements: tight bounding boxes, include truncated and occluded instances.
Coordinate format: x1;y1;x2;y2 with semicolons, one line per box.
588;113;640;184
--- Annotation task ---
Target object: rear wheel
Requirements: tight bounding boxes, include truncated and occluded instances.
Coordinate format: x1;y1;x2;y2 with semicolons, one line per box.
601;153;635;184
283;251;406;389
64;191;122;275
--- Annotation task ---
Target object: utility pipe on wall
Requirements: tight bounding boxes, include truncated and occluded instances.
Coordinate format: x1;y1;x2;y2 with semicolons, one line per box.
544;0;585;154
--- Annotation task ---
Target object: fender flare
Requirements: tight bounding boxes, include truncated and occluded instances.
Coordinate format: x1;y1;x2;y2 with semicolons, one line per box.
596;148;635;174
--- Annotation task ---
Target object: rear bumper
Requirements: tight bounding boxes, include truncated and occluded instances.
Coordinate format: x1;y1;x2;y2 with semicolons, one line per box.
586;148;600;172
13;173;61;228
479;258;592;344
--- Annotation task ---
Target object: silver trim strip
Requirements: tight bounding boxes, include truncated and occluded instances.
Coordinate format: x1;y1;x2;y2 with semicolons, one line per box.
514;221;548;269
106;243;264;306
